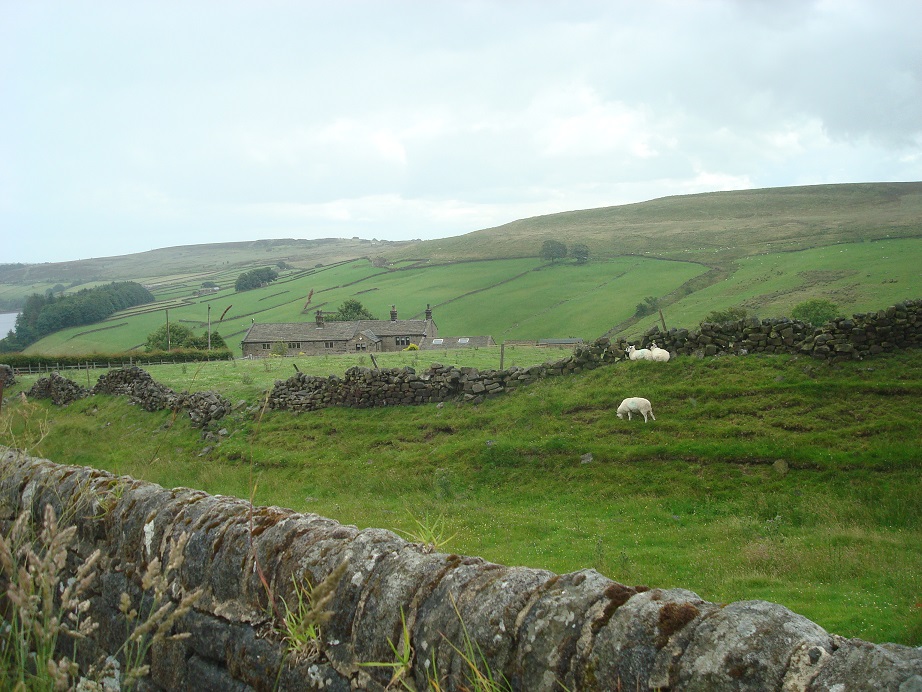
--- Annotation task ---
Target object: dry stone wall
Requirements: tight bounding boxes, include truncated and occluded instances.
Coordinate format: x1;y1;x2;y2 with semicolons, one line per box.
24;365;232;428
638;299;921;362
1;450;920;691
0;363;14;388
26;371;89;405
267;301;922;413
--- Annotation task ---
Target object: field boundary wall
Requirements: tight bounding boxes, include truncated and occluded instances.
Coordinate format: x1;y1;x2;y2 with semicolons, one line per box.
267;300;921;411
2;450;920;690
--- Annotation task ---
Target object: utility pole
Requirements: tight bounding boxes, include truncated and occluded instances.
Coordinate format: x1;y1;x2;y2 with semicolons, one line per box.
207;304;212;350
166;309;170;350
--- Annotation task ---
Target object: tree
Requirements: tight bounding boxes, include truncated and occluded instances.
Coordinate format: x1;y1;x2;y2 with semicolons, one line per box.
186;331;227;350
634;296;660;318
145;324;225;351
571;243;590;264
331;299;377;321
540;240;568;263
235;267;279;292
0;282;153;352
792;299;840;327
145;324;195;351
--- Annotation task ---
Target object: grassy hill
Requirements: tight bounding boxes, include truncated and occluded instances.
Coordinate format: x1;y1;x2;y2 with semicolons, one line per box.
4;348;920;645
383;182;922;263
6;182;922;354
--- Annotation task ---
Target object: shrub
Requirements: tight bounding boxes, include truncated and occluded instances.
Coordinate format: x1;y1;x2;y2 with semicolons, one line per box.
703;306;752;324
792;299;840;327
634;296;660;318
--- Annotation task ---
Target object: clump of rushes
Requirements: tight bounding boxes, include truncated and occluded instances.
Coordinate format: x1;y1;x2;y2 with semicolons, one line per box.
396;512;456;554
359;607;414;691
280;560;348;663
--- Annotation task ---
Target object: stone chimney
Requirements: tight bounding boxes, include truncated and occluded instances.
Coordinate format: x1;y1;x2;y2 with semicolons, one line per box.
390;305;398;322
315;309;324;328
425;304;432;320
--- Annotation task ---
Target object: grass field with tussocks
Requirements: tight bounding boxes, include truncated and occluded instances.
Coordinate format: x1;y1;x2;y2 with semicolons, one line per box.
3;349;920;646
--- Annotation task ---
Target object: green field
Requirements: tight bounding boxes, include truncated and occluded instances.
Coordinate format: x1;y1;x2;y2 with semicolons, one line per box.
23;255;712;353
3;182;920;355
3;350;920;645
20;236;921;354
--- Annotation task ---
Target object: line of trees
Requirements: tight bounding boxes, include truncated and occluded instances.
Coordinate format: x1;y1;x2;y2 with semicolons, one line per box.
0;282;155;353
235;267;279;292
144;324;227;352
540;240;590;264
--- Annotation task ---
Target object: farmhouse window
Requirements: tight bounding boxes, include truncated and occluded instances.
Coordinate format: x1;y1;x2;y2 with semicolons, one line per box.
325;341;334;349
355;343;367;351
287;342;301;349
261;343;271;350
396;336;411;347
458;338;470;344
432;338;443;345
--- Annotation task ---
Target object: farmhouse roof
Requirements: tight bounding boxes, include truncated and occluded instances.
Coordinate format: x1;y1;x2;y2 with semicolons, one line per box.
420;335;495;349
241;319;433;344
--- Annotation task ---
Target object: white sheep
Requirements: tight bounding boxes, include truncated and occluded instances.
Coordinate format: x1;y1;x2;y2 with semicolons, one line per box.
617;397;655;422
648;342;671;362
627;345;652;361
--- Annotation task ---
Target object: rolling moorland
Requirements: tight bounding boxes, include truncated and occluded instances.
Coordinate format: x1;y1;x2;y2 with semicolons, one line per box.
2;182;921;355
1;181;921;646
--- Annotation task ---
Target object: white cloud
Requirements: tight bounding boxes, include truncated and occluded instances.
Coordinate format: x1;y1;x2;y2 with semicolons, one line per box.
1;0;920;263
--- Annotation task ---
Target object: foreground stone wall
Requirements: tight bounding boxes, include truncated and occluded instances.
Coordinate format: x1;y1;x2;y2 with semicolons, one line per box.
267;300;922;412
1;451;920;691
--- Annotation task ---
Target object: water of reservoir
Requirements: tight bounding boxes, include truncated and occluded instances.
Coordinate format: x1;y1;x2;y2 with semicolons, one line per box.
0;313;18;338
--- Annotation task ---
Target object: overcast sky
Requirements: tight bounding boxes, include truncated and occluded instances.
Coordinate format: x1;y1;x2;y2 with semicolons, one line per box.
3;1;921;264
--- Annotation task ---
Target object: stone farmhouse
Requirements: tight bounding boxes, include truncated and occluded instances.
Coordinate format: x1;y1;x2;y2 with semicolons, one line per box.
240;304;494;357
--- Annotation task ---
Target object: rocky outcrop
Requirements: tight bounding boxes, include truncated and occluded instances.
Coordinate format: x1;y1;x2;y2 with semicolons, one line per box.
1;451;919;691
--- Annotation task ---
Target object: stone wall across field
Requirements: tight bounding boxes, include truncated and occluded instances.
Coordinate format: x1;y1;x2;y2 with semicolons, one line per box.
1;451;920;691
22;365;233;428
637;299;922;362
267;300;922;412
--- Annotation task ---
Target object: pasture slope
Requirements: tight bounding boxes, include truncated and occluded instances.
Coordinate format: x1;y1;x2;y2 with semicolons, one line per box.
6;181;922;355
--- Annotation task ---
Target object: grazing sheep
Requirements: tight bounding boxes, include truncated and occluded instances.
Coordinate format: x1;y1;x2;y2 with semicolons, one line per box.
649;342;671;362
617;397;655;422
627;345;652;361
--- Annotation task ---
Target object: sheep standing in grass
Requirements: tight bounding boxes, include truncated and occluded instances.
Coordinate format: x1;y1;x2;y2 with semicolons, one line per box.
649;342;671;362
627;345;652;361
617;397;655;422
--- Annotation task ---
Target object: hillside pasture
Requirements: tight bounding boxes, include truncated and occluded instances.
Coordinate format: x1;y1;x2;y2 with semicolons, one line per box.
3;350;920;645
654;238;922;332
8;183;922;355
387;182;922;264
24;256;712;354
28;237;921;355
